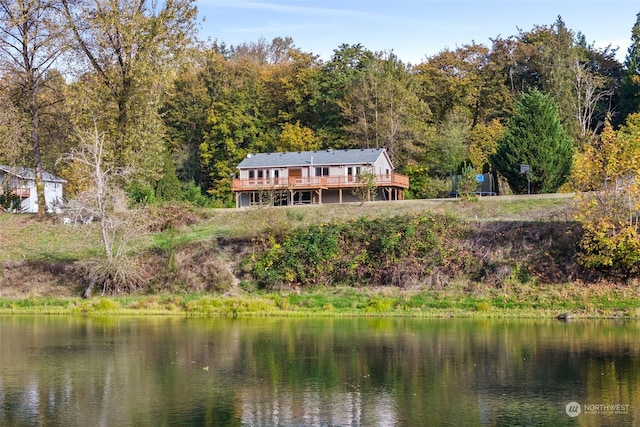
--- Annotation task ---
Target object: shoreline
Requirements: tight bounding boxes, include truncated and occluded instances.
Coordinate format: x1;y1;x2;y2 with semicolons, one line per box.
2;284;639;319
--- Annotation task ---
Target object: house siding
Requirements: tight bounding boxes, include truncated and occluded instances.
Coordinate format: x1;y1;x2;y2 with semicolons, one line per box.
25;181;64;213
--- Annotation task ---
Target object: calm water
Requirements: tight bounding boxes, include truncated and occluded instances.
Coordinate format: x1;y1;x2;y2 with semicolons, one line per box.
0;316;638;426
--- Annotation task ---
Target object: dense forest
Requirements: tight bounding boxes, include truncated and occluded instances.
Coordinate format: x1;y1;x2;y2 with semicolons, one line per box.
1;1;639;209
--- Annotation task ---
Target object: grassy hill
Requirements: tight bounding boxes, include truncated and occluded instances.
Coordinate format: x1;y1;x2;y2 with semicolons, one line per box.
1;193;575;261
1;194;573;293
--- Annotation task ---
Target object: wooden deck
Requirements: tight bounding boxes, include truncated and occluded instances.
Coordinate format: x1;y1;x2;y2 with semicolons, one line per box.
232;174;409;192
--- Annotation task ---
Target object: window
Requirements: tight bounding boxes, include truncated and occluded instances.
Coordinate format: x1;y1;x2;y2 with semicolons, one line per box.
315;167;329;176
257;170;264;179
249;170;255;179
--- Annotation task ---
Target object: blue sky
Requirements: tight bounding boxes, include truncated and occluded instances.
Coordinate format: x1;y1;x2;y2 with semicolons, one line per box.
196;1;639;64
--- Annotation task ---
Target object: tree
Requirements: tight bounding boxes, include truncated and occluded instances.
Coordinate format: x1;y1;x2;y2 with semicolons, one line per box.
573;37;621;136
416;43;510;127
198;58;266;206
59;122;143;296
341;51;429;167
0;88;27;165
352;171;377;204
316;44;374;146
619;12;640;122
258;38;322;129
572;115;640;274
275;121;319;152
490;89;573;194
60;0;197;177
423;108;471;178
468;118;504;172
509;17;577;126
572;58;614;145
0;0;65;216
492;17;616;143
161;48;214;187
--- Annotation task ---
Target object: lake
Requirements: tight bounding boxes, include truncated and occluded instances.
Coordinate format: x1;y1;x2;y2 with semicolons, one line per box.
0;316;638;426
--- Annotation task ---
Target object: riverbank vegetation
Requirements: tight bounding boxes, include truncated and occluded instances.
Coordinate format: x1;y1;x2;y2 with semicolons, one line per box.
1;195;639;318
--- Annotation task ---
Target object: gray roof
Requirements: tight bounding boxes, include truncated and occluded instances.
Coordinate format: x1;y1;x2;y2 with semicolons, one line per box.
237;148;389;169
0;165;67;183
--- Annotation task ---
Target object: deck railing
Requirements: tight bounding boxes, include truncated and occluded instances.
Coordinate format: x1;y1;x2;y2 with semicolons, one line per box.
232;173;409;191
10;187;30;198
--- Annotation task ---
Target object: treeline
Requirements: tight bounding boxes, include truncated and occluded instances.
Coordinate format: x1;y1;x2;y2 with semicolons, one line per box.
1;3;640;210
161;16;640;205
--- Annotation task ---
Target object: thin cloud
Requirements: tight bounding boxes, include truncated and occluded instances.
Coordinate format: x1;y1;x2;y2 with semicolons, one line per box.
201;0;386;20
225;22;319;35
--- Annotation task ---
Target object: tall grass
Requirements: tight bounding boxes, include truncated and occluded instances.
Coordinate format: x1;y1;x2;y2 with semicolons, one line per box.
1;282;638;318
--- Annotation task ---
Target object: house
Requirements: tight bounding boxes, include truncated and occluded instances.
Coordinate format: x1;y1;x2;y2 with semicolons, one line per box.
0;165;66;213
232;148;409;208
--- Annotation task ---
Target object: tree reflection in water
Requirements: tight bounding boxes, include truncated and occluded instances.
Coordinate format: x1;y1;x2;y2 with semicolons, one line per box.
0;317;638;426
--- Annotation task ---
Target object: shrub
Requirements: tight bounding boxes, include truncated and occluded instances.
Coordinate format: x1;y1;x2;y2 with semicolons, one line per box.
92;298;121;312
126;180;156;206
352;171;378;203
145;202;200;232
286;209;306;221
365;296;394;313
0;191;22;212
182;181;211;207
246;213;462;289
457;164;479;201
78;255;144;297
475;301;491;312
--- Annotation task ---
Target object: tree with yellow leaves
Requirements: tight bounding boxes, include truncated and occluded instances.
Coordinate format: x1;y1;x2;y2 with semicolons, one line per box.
572;113;640;274
276;122;319;152
468;119;504;172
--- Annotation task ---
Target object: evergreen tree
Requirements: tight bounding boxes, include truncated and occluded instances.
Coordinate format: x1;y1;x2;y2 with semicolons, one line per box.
155;154;183;201
619;12;640;122
509;18;577;125
490;89;573;194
